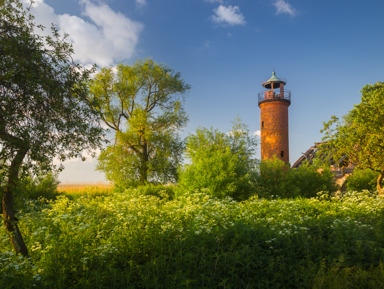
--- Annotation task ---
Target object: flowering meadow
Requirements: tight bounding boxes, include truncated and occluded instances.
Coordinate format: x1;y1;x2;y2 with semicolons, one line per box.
1;189;384;288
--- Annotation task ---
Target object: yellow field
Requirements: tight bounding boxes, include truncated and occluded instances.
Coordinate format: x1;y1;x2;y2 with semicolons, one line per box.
57;183;114;197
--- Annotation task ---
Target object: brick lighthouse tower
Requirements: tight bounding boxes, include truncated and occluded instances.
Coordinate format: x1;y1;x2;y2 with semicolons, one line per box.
258;71;291;163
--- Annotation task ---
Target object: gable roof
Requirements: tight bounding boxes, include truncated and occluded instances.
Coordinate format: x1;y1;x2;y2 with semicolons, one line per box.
291;141;350;169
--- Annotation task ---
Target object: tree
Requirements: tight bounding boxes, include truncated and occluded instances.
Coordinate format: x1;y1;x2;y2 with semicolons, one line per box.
88;59;190;187
321;82;384;193
0;0;104;256
179;119;258;200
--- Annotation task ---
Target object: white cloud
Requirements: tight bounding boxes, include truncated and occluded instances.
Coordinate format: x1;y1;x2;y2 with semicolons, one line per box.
26;0;143;67
273;0;296;16
136;0;147;7
254;130;261;137
211;5;246;26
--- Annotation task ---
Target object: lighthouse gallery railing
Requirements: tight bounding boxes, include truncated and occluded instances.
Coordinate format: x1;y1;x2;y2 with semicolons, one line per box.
258;90;291;106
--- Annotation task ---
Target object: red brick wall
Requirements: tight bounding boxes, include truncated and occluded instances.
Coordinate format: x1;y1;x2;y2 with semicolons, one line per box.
260;101;289;163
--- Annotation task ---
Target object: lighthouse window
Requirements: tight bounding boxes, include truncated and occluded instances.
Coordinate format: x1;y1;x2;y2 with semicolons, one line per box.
262;121;264;128
281;151;284;158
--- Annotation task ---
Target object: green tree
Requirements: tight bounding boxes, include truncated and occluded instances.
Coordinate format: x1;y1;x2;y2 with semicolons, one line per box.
88;59;190;187
0;0;104;256
255;157;336;199
321;82;384;193
179;119;258;200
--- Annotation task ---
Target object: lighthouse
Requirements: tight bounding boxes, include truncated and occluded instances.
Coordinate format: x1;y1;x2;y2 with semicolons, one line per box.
258;71;291;163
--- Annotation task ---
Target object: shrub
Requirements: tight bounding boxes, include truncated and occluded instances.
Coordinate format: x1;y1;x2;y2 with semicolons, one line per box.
128;183;176;200
347;169;379;192
255;158;337;199
16;173;59;202
1;172;59;209
179;120;258;201
291;163;337;198
254;157;290;198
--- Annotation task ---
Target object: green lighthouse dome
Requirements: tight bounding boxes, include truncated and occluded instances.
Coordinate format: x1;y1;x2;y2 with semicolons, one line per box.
262;71;287;89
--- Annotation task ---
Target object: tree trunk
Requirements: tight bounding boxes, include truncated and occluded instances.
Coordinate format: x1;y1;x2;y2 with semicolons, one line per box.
139;143;149;185
2;147;29;256
377;170;384;195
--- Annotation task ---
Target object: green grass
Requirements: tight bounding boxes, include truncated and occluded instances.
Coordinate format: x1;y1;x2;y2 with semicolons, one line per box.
1;189;384;288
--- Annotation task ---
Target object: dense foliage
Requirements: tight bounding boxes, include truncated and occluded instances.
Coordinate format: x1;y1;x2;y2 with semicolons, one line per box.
256;158;337;199
15;173;59;202
179;120;258;201
347;169;379;192
88;59;190;187
321;82;384;192
0;0;104;256
1;189;384;288
0;173;59;216
0;0;103;173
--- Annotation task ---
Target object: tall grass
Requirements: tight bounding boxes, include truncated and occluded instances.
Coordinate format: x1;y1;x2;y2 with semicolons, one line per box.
57;183;113;199
1;189;384;288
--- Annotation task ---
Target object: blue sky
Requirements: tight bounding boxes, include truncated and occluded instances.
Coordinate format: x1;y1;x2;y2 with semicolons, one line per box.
26;0;384;183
